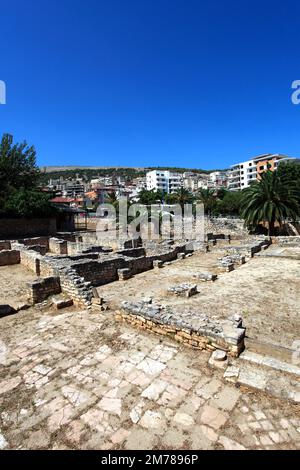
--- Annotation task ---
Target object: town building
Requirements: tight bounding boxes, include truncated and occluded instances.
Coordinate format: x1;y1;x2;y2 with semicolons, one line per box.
209;171;229;188
146;170;182;193
228;154;296;191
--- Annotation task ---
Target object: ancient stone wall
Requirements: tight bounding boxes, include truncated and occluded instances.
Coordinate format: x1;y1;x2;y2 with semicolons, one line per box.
18;237;50;249
116;301;245;357
127;256;153;275
56;232;77;242
274;236;300;246
49;237;68;255
20;250;41;275
58;267;93;307
27;276;61;303
72;257;125;285
116;247;146;258
0;249;20;266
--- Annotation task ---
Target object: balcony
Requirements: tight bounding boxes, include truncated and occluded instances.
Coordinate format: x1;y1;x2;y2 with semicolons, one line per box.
228;174;240;181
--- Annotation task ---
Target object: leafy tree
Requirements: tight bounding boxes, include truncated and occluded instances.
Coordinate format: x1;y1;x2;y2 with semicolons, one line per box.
277;161;300;205
0;133;56;219
0;133;40;194
214;190;243;216
2;189;56;218
240;170;300;235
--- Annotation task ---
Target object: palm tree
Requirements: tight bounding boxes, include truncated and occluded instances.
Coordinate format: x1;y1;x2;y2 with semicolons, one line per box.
240;171;300;236
105;190;118;206
166;187;194;207
197;188;216;216
137;189;163;205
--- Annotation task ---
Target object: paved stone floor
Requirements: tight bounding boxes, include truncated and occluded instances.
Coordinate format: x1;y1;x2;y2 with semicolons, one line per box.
0;306;299;450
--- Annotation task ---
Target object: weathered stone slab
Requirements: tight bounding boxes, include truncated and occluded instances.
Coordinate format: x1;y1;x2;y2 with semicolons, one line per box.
167;283;198;298
52;297;73;310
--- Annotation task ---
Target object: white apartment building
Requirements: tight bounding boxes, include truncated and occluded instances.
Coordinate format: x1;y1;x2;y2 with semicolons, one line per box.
228;154;296;191
146;170;182;193
209;171;229;188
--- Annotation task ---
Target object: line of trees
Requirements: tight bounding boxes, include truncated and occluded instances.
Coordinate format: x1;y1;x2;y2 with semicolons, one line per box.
135;186;243;217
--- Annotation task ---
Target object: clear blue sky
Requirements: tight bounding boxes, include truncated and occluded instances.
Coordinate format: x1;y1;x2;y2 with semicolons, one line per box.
1;0;300;169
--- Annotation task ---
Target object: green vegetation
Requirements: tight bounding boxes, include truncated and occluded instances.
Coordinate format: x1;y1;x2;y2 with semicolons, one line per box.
277;161;300;206
213;191;243;216
164;188;194;206
240;170;300;235
197;188;216;216
147;166;225;174
0;133;55;218
3;189;55;218
39;167;146;184
40;166;225;184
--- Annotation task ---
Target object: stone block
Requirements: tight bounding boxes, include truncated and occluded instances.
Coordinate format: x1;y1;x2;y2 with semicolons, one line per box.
52;297;74;309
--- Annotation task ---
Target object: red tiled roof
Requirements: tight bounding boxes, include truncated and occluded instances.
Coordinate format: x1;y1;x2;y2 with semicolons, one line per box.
50;197;76;203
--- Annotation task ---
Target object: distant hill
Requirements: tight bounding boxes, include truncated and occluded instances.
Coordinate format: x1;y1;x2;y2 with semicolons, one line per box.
41;165;226;175
41;165;147;173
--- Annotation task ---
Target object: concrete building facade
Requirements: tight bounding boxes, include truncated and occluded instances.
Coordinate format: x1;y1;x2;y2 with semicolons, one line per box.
146;170;182;193
228;154;296;191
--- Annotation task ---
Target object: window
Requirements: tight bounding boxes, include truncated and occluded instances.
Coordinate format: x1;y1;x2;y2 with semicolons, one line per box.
259;165;264;170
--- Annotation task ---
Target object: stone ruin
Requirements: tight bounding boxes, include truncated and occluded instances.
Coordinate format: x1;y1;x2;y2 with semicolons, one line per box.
0;230;277;357
167;283;198;298
0;233;209;311
116;300;245;357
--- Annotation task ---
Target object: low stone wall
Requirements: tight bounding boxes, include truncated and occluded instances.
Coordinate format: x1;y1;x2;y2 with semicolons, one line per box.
127;256;153;275
18;236;50;249
49;237;68;255
116;247;146;258
58;267;93;307
68;242;192;287
222;239;270;258
207;233;228;241
27;245;47;255
0;250;20;266
0;241;11;251
27;276;61;303
72;257;125;286
274;236;300;246
56;232;77;242
18;246;42;275
116;301;245;357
